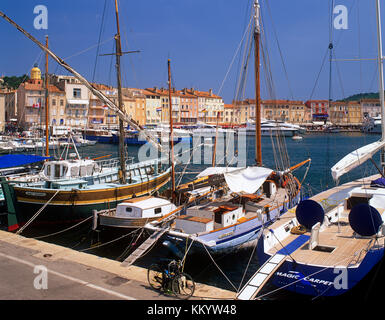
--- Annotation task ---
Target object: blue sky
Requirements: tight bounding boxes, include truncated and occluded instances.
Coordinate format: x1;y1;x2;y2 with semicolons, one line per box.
0;0;383;103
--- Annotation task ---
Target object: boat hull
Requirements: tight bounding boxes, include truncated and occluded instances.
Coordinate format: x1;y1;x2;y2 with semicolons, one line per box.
98;214;159;229
256;239;384;297
13;171;170;226
84;135;113;144
159;192;301;257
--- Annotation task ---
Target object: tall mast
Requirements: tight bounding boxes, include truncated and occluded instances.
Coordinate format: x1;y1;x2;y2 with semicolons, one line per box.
376;0;385;172
114;0;126;184
254;0;262;166
167;59;175;200
44;35;49;157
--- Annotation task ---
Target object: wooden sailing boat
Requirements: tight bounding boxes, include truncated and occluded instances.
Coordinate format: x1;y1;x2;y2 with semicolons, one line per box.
242;0;385;300
144;0;308;257
0;4;170;229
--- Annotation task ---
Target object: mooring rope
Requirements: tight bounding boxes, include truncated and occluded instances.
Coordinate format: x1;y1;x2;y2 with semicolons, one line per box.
201;243;238;292
34;215;93;239
16;189;60;235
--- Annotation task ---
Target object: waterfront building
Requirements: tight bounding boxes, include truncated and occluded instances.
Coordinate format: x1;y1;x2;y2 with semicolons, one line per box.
142;89;161;125
53;75;90;128
144;87;172;124
48;85;66;127
329;101;362;125
123;88;147;126
234;99;256;124
360;98;381;118
178;88;198;124
305;100;329;123
223;104;236;124
262;100;292;122
0;88;18;131
16;65;45;129
346;101;362;125
0;91;5;131
194;89;224;124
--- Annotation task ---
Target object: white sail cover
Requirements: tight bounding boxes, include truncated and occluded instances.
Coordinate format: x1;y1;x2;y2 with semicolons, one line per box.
224;166;273;194
196;166;244;178
331;140;385;181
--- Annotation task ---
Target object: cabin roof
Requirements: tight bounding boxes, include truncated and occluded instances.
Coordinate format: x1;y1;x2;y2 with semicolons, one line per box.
121;196;171;209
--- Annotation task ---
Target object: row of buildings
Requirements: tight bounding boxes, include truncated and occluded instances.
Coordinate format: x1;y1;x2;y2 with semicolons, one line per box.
0;65;382;131
224;99;381;126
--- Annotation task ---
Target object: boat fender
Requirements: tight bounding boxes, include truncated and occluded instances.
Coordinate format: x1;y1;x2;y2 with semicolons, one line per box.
281;177;288;188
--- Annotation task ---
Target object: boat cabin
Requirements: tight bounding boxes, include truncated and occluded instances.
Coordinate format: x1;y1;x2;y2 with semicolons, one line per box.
115;196;176;219
42;159;100;180
174;201;244;234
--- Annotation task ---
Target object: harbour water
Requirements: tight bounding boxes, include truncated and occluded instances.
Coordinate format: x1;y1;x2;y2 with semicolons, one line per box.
17;132;384;300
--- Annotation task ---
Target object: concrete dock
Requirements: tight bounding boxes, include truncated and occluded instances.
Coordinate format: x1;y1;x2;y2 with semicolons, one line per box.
0;230;235;300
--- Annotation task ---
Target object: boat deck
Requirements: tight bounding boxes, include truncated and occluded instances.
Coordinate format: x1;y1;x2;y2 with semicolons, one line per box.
267;174;382;268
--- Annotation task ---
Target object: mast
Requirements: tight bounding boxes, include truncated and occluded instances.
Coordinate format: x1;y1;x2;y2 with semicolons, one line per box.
114;0;126;184
44;35;49;157
254;0;262;166
167;59;175;200
375;0;385;173
328;0;335;125
212;111;219;166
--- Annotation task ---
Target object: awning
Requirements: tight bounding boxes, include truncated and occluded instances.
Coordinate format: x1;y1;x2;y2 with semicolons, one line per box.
224;166;273;194
0;154;51;169
67;99;89;105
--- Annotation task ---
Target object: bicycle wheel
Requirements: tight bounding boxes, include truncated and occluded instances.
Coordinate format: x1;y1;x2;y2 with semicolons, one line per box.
171;272;195;299
147;264;163;290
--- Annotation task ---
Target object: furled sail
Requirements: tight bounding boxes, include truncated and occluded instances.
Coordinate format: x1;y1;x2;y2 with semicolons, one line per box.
331;140;385;181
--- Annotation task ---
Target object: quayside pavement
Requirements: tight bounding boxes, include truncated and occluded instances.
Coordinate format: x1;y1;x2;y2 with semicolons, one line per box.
0;230;235;300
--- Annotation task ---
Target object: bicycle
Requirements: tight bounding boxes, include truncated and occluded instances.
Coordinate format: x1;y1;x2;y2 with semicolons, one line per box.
147;259;195;299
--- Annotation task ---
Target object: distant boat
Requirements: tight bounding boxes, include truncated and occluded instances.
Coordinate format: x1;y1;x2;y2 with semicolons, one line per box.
362;116;382;134
82;128;114;143
323;125;341;133
238;120;305;137
291;135;303;141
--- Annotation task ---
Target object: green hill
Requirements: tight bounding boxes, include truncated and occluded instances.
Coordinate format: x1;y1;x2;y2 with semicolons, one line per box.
343;92;380;101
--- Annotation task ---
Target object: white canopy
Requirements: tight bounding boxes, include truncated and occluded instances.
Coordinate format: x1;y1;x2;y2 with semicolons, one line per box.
331;139;385;181
224;166;273;194
196;166;243;178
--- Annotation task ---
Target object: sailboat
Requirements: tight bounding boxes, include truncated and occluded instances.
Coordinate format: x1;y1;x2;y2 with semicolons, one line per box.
144;0;308;257
0;4;170;229
245;0;385;300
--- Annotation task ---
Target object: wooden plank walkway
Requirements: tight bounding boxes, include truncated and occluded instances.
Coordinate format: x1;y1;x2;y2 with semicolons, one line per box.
236;253;287;300
121;228;168;267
